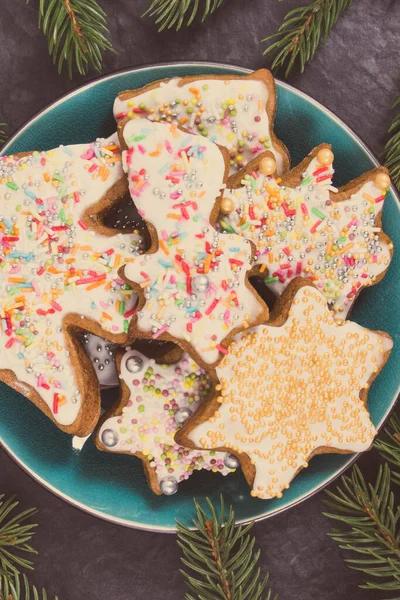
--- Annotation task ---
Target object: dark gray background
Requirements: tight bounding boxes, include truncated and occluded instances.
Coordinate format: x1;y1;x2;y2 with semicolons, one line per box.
0;0;399;598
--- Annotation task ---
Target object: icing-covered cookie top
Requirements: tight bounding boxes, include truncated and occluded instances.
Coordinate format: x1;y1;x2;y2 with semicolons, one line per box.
120;121;267;366
219;147;393;317
98;348;238;495
114;70;289;175
183;283;393;500
0;136;140;432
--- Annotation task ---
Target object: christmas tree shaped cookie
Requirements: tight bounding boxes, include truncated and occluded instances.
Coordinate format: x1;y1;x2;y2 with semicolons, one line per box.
0;135;143;435
176;280;393;500
96;346;239;495
219;145;393;317
118;120;268;367
113;69;290;175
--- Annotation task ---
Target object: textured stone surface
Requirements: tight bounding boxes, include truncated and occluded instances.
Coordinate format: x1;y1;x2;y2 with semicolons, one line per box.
0;0;399;598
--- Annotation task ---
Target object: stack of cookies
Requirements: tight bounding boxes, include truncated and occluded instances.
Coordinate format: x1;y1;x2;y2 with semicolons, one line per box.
0;70;394;499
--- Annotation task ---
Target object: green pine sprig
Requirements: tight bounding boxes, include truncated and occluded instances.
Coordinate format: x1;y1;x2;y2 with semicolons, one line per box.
375;413;400;486
324;413;400;595
176;496;276;600
32;0;114;78
0;573;58;600
143;0;225;32
0;496;38;582
0;124;7;145
262;0;353;78
384;96;400;191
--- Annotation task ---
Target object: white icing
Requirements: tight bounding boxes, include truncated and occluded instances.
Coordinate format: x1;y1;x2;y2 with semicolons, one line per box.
121;121;265;365
0;135;141;428
113;75;286;174
188;286;393;499
221;155;392;317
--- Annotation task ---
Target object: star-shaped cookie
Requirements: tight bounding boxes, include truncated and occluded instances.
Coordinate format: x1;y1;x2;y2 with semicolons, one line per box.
219;145;393;318
96;346;239;495
113;69;290;175
118;120;268;367
176;279;393;499
0;135;143;435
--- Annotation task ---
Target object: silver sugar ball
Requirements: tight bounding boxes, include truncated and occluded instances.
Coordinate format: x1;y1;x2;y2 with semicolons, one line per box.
125;355;144;373
160;476;178;496
175;407;192;425
224;453;240;469
101;428;118;448
192;274;210;293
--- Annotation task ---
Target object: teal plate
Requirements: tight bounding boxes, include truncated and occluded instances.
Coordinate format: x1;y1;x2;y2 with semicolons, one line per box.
1;62;399;531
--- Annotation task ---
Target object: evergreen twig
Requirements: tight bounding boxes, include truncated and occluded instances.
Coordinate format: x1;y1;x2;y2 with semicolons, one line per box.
0;496;38;582
375;413;400;486
31;0;114;78
176;495;276;600
0;572;58;600
324;414;400;594
0;124;7;145
143;0;225;32
262;0;353;78
384;96;400;191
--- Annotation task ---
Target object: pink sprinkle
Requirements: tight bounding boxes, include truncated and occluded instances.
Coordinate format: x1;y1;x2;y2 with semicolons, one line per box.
5;338;15;349
74;192;80;203
50;300;62;312
216;344;228;355
78;220;88;230
80;148;95;160
111;326;119;332
88;163;97;173
296;261;302;274
361;273;368;278
152;325;169;339
138;145;146;154
165;140;173;153
162;230;169;241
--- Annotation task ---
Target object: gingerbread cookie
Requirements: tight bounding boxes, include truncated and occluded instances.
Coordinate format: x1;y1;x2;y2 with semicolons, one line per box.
0;135;142;436
219;145;393;318
96;346;239;495
113;69;290;175
176;279;393;500
118;120;268;367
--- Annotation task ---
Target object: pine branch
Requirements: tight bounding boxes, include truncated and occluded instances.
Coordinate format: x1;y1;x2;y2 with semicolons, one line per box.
262;0;353;78
0;496;38;582
143;0;226;32
0;124;7;145
384;95;400;191
324;463;400;593
31;0;114;78
375;413;400;486
176;495;276;600
0;572;58;600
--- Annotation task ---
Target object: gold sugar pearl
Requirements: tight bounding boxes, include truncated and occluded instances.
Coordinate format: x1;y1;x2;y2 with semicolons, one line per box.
374;172;391;191
220;196;235;214
317;148;334;166
258;156;277;176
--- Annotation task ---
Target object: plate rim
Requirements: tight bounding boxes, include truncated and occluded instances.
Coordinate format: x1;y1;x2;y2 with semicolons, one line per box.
1;60;399;533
